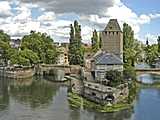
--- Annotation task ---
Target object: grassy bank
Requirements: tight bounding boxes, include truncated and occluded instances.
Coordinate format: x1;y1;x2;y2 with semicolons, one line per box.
68;92;132;113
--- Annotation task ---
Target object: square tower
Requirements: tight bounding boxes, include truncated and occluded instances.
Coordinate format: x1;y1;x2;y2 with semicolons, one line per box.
101;19;123;60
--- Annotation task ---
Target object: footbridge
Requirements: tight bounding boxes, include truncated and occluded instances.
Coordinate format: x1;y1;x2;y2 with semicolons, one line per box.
136;68;160;75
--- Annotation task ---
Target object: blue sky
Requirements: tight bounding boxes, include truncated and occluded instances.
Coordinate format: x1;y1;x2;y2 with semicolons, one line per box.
122;0;160;44
0;0;160;44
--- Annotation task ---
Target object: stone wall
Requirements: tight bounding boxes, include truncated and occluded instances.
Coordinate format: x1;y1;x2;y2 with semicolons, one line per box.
0;67;35;79
101;31;123;59
83;81;129;104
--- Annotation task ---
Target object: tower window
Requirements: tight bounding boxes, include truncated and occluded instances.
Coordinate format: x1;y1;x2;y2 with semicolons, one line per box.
109;26;112;29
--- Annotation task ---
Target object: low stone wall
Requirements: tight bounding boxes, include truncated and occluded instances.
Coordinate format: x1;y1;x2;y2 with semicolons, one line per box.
0;67;35;79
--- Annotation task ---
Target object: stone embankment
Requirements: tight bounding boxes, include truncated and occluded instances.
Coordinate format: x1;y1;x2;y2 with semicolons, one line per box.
0;67;35;79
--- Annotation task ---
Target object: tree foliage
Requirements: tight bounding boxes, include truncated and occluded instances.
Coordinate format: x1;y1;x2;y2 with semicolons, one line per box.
157;36;160;53
68;20;84;65
123;64;136;80
21;31;58;64
123;23;142;67
91;29;99;52
144;44;159;65
106;70;124;87
0;30;11;65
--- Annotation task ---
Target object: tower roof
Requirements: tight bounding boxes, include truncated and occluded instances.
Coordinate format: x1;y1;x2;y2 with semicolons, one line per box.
104;19;122;32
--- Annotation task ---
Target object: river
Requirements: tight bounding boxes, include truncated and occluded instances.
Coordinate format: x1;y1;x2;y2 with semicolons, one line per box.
0;73;160;120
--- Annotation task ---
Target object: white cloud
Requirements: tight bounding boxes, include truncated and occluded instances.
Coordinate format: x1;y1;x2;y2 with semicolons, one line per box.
1;0;160;44
0;1;12;17
38;12;55;22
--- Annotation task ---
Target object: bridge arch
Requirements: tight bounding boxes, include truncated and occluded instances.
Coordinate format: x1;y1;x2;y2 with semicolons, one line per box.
136;68;160;76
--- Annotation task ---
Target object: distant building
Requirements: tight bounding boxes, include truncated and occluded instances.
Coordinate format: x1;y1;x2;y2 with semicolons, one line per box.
10;39;21;48
57;47;69;65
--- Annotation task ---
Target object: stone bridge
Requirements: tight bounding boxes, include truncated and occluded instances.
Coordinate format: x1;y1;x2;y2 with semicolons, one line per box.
36;64;81;75
136;68;160;75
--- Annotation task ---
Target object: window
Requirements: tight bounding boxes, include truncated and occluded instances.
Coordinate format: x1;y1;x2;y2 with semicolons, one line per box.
92;92;96;96
95;86;99;88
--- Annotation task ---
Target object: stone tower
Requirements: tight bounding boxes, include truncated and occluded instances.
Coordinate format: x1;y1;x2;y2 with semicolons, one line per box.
101;19;123;60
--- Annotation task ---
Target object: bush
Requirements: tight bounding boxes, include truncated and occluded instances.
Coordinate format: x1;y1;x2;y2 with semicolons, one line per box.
123;64;136;80
106;70;124;87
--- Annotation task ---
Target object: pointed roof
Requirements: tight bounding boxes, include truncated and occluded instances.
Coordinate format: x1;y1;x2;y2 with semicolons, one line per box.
93;51;123;65
104;19;122;32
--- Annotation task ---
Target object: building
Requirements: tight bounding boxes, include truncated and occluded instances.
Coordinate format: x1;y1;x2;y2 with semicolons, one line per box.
101;19;123;60
71;19;127;105
57;47;69;65
10;39;21;48
91;51;123;81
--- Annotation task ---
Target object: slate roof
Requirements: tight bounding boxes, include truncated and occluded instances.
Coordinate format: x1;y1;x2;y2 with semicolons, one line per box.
93;51;123;65
104;19;122;32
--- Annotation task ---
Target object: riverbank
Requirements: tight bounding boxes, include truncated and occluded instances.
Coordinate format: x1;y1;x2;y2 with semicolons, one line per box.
68;92;132;113
137;80;160;88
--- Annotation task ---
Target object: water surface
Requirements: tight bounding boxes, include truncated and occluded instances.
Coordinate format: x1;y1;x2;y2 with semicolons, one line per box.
0;75;160;120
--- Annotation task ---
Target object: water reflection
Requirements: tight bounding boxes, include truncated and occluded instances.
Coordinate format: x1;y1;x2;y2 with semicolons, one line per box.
9;76;58;108
0;78;9;111
137;73;160;84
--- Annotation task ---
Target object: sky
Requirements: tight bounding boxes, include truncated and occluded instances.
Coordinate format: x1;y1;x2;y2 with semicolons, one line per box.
0;0;160;44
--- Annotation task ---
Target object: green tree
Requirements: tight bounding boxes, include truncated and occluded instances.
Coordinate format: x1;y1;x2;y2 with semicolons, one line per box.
68;20;84;65
146;38;149;46
99;35;102;49
21;31;58;64
157;36;160;53
91;29;99;52
19;49;39;65
0;30;11;65
123;64;136;80
123;23;142;67
145;44;159;65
